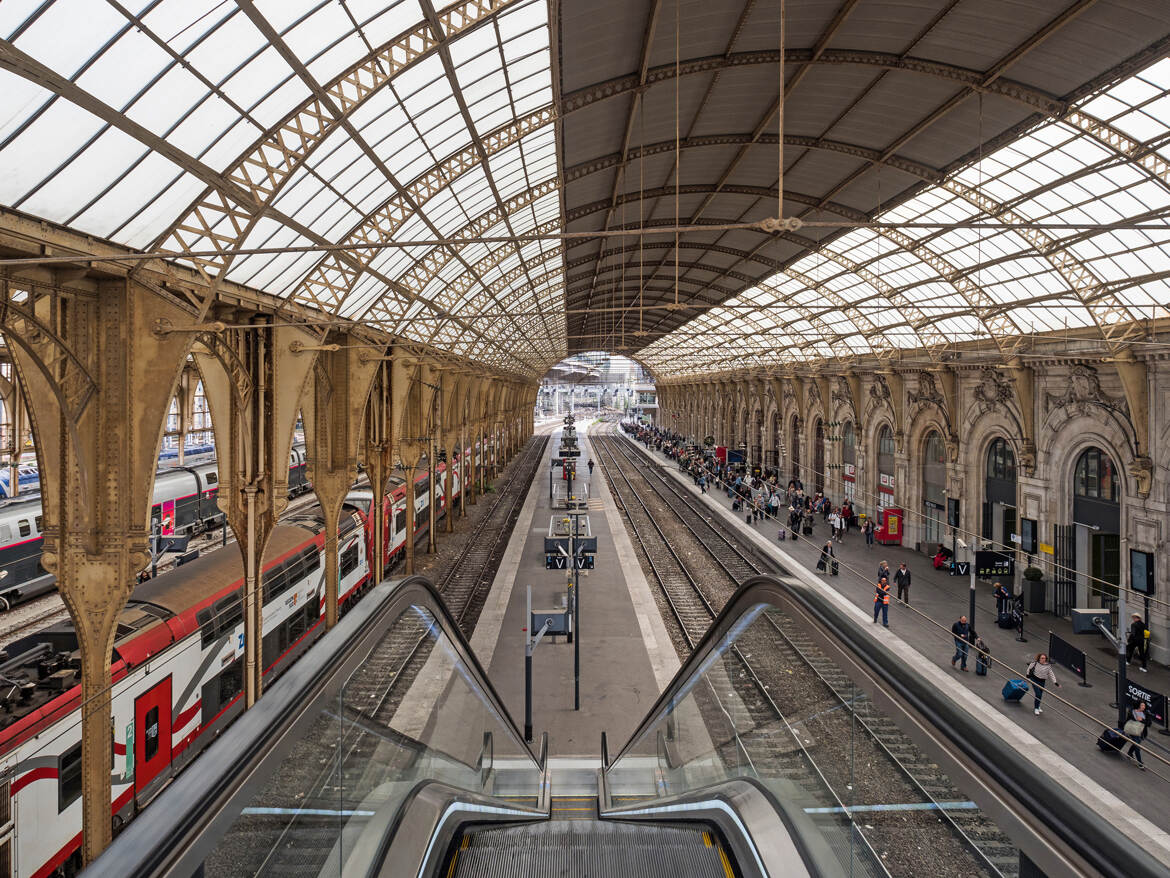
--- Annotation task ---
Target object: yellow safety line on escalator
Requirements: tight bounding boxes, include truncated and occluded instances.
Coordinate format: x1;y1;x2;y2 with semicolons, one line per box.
445;835;470;878
716;839;735;878
702;832;713;847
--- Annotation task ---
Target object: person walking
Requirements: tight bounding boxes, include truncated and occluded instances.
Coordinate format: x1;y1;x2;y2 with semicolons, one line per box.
1026;653;1060;716
817;539;835;574
950;615;971;671
698;473;707;494
877;560;891;585
1125;702;1151;770
587;458;594;477
864;518;875;548
873;577;890;627
1126;613;1149;673
994;582;1011;617
894;562;911;604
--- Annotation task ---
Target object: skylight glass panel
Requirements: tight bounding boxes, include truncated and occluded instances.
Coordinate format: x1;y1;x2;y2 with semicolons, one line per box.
19;127;147;223
11;0;126;79
75;29;171;111
0;99;105;211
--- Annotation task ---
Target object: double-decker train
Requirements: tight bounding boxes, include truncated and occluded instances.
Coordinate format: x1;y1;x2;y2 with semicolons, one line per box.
0;444;487;878
0;444;313;608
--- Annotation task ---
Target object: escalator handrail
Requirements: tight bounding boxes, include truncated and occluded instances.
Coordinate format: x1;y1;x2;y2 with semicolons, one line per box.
605;574;1165;878
89;575;543;878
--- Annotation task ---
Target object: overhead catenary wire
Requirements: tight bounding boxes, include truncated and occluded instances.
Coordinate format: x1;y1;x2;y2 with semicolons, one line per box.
2;218;1169;269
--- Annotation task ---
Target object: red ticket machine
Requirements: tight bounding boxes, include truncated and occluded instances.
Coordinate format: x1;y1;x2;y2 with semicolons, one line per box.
877;507;903;545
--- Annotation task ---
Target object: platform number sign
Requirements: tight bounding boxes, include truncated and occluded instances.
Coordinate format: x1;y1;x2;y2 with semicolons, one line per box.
545;554;595;570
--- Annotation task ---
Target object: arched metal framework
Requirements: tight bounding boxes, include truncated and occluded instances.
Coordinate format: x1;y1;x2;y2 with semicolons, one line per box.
0;0;1169;379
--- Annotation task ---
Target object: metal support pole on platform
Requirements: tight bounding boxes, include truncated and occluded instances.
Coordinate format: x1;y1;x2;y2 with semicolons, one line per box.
572;512;580;711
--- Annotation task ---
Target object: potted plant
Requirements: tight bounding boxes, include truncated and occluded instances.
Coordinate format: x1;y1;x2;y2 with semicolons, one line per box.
1022;564;1045;613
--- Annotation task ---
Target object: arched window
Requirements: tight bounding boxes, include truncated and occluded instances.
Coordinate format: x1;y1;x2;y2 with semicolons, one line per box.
1071;446;1121;615
877;425;895;509
922;431;946;544
842;422;856;502
987;438;1015;482
983;436;1018;543
790;417;801;483
1075;447;1118;503
813;419;825;494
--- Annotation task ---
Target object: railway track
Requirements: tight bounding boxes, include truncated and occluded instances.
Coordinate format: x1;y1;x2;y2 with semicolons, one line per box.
593;428;1016;878
223;435;549;877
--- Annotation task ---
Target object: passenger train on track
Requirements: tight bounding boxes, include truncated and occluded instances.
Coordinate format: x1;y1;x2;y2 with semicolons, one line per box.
0;443;313;609
0;445;487;878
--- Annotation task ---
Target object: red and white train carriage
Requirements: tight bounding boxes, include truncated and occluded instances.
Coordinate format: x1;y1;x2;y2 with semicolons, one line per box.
0;447;476;878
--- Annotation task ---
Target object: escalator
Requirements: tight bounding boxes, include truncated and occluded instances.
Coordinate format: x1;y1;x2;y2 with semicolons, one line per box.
446;808;735;878
89;575;1166;878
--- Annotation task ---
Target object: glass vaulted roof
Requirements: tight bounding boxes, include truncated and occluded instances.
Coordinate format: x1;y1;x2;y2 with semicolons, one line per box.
1;1;1169;380
639;58;1170;377
0;0;565;375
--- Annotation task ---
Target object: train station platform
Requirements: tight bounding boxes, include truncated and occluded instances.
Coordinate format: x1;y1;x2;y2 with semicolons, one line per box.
621;428;1170;840
469;422;679;756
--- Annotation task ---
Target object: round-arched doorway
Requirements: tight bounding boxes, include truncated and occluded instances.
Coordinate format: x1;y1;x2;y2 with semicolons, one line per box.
922;431;946;546
842;421;856;503
877;425;896;510
1072;447;1121;613
790;417;802;486
983;437;1017;552
813;419;825;494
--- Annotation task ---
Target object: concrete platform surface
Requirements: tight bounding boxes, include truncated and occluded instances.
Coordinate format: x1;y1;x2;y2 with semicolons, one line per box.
470;423;678;757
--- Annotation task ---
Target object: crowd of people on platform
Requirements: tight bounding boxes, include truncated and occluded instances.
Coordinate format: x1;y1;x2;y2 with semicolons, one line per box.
624;420;1157;770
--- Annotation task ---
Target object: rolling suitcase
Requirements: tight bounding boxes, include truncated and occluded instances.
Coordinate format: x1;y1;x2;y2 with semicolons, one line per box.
975;654;990;676
1002;679;1028;702
803;522;813;535
1097;728;1126;754
997;612;1015;629
777;528;786;541
831;559;839;576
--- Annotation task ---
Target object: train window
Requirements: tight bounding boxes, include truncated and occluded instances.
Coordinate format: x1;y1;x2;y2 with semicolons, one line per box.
34;516;41;532
340;542;359;578
144;706;160;762
202;660;243;723
205;473;218;485
59;744;82;812
262;563;290;604
395;511;406;533
0;524;10;543
303;548;320;574
196;607;215;646
213;593;242;636
17;521;29;538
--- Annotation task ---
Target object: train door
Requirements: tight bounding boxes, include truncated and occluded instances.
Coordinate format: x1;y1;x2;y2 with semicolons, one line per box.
134;676;172;799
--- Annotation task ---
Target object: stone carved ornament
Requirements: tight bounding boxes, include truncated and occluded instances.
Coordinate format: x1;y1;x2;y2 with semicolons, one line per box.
908;371;945;414
973;367;1013;413
1044;364;1128;419
807;378;822;405
831;376;854;414
866;374;891;415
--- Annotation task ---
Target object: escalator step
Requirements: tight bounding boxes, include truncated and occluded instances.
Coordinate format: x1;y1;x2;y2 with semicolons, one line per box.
450;820;733;878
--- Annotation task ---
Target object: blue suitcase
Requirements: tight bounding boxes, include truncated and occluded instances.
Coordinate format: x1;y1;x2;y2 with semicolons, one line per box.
1002;679;1029;702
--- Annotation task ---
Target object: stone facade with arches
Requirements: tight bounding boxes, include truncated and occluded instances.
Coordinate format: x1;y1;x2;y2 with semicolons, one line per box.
657;356;1170;663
